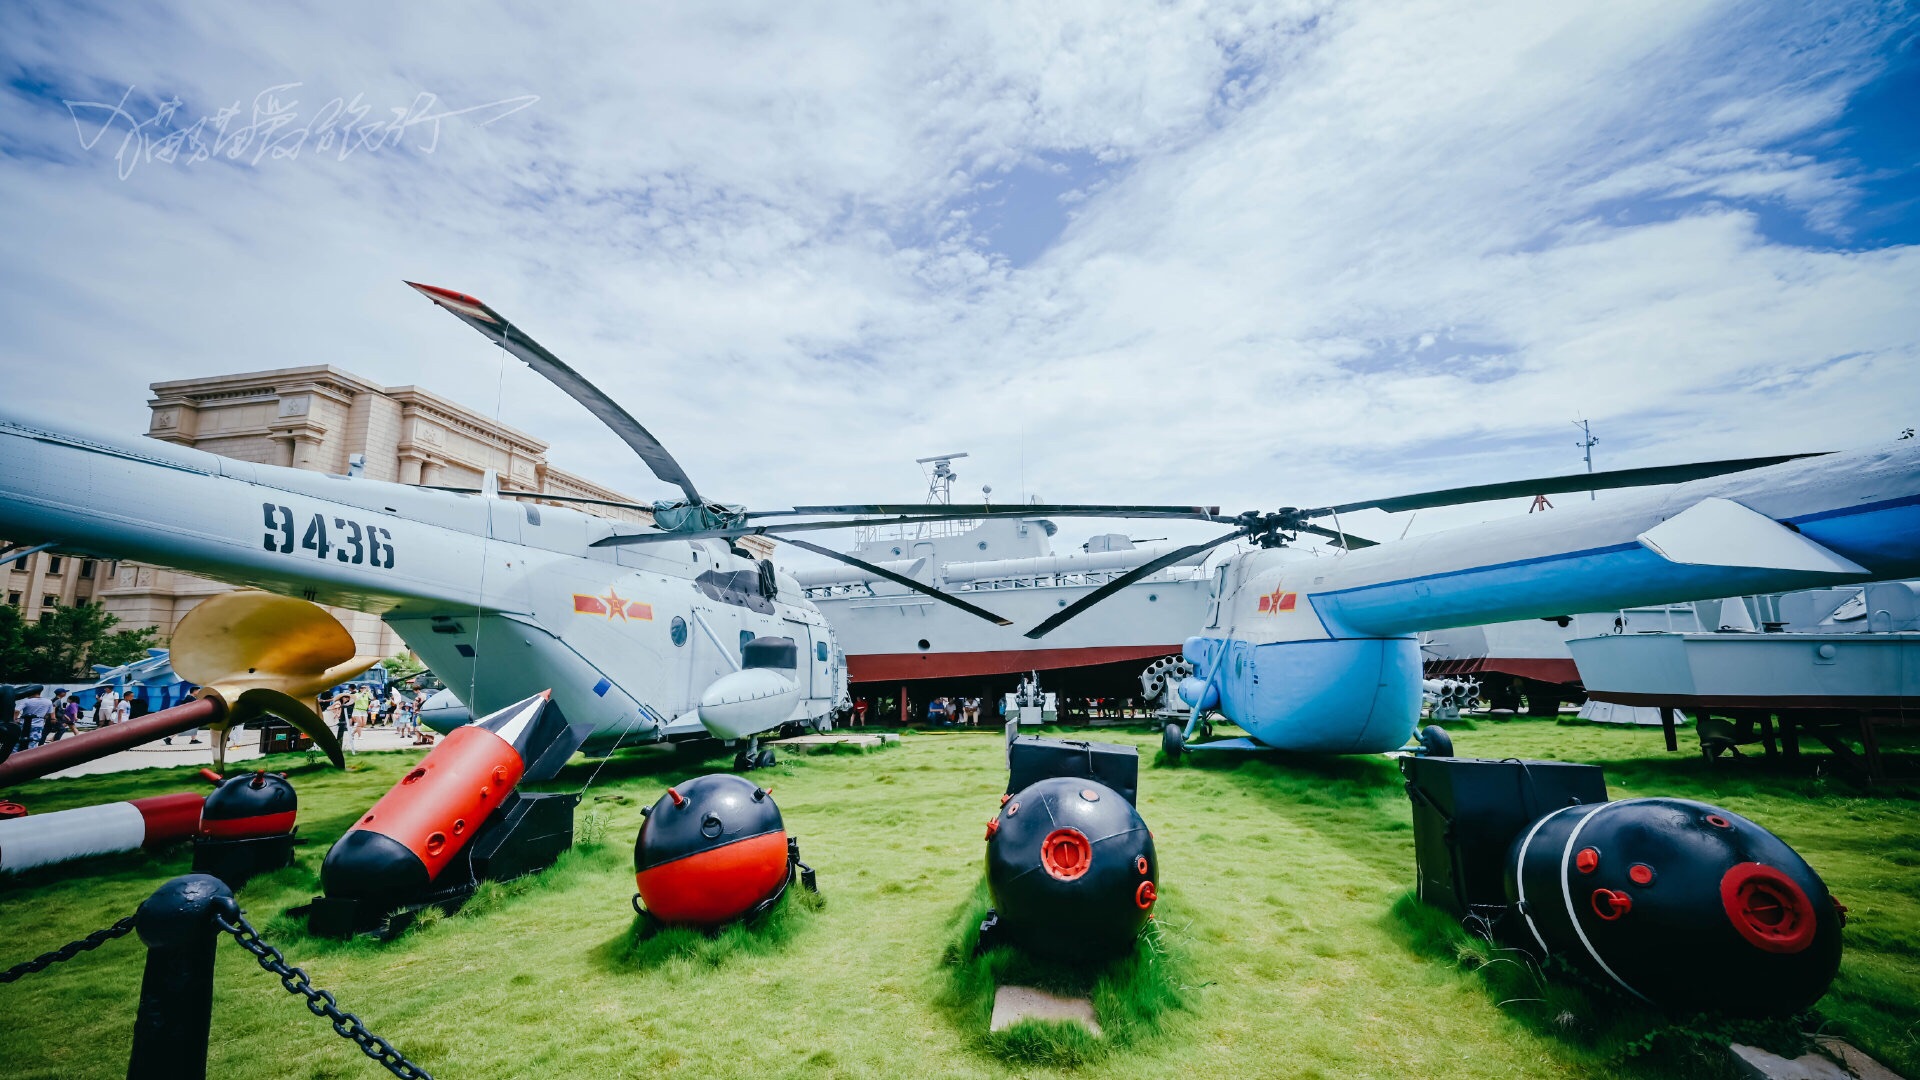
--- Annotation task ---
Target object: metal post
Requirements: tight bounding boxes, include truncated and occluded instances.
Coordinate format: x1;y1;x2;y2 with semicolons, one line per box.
1659;706;1678;753
0;696;226;787
128;874;236;1080
1573;420;1598;500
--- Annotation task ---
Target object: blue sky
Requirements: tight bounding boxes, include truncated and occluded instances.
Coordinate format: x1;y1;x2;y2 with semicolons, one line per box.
0;0;1915;553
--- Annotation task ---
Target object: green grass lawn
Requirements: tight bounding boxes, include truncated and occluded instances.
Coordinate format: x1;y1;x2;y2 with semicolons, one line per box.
1;717;1915;1079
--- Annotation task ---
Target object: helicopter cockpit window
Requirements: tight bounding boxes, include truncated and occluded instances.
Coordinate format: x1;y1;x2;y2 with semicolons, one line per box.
740;630;756;653
670;616;688;647
816;641;828;662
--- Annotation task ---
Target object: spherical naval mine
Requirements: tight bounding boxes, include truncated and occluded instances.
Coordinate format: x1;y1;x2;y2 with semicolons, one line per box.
199;770;297;840
1504;797;1843;1015
985;776;1156;961
634;773;791;927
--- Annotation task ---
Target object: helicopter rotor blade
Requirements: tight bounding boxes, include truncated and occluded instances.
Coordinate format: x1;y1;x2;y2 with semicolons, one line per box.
756;503;1222;520
767;535;1013;627
1294;521;1379;549
415;485;660;513
1024;530;1245;640
593;508;1234;547
405;281;703;504
1307;453;1828;518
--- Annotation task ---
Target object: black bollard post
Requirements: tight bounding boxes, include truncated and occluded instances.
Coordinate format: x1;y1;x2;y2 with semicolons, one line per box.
127;874;236;1080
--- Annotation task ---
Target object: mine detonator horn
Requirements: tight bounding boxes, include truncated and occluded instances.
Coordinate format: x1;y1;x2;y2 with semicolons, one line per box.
168;590;382;770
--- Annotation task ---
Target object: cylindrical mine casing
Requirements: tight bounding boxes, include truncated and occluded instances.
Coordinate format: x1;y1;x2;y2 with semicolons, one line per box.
322;724;525;901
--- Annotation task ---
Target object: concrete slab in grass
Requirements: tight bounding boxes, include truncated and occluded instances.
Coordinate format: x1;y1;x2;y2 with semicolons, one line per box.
990;985;1101;1037
1730;1040;1907;1080
774;733;897;748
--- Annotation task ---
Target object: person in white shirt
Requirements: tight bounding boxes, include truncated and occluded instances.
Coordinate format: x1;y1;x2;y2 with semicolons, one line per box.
94;688;118;727
113;693;133;726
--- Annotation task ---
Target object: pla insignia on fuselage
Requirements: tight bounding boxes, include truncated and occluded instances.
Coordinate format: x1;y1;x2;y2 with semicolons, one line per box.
572;588;654;621
1256;587;1297;614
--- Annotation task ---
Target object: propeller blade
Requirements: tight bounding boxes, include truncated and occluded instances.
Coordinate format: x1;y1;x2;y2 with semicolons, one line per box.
405;282;704;504
1024;530;1244;640
168;590;376;770
1309;453;1828;518
1295;521;1378;549
230;687;346;769
768;535;1014;627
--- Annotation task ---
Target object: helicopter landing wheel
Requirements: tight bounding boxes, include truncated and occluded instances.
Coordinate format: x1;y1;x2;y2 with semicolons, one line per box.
734;748;778;771
1199;719;1215;740
1162;723;1187;758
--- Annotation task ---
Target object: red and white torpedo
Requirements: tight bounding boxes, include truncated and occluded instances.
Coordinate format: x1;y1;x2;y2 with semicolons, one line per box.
321;690;586;906
0;769;304;876
633;774;801;927
0;792;202;874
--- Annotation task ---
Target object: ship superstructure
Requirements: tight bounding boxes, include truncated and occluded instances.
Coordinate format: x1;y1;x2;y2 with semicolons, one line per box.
796;455;1231;703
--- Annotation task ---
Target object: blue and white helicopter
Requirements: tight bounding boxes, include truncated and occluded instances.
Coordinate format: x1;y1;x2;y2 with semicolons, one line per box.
1015;443;1920;757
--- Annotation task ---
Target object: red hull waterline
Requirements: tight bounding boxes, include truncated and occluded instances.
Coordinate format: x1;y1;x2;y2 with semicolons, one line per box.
848;644;1180;684
1423;657;1582;685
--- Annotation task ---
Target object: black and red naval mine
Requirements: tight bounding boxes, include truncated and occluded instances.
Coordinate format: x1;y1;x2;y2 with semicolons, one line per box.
633;773;802;927
984;775;1157;961
190;768;301;888
1506;796;1843;1015
198;768;297;839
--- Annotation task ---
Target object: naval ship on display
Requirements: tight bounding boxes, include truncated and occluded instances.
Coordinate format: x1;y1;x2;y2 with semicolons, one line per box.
795;454;1228;709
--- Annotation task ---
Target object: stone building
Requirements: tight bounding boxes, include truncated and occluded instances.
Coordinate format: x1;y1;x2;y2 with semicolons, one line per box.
79;365;670;657
3;549;106;622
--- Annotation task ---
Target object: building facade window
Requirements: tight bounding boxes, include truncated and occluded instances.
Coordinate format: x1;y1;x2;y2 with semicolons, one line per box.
6;591;18;606
42;594;58;608
46;556;62;575
79;559;95;579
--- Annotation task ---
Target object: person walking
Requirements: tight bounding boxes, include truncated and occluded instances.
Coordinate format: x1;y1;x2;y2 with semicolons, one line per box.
52;692;82;741
113;690;133;726
45;690;71;742
94;687;117;727
17;687;52;749
349;684;372;753
330;691;348;748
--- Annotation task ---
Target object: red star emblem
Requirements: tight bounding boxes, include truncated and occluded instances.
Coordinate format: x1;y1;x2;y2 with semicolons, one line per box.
600;587;628;620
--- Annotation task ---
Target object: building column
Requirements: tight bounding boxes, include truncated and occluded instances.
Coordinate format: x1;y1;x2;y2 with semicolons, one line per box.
420;459;445;486
290;433;325;470
397;450;429;486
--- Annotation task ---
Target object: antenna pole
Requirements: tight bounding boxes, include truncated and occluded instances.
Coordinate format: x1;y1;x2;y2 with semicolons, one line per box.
1573;420;1599;500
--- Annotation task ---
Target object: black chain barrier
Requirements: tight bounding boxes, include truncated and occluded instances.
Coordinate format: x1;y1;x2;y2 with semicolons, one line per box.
0;914;136;983
213;910;433;1080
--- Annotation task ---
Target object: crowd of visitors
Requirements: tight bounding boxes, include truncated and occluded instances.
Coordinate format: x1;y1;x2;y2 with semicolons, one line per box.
318;683;434;754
